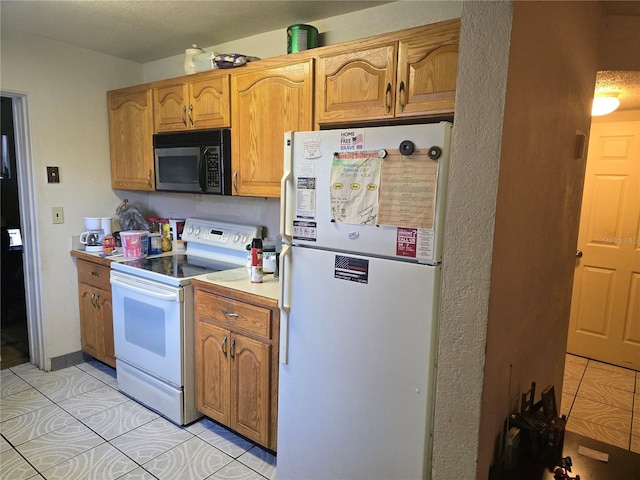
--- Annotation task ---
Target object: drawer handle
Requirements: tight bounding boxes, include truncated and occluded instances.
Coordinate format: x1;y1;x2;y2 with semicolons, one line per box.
91;271;101;277
222;309;239;318
222;335;227;357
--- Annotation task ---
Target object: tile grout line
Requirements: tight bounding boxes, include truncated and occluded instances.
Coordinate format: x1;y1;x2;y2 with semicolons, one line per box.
2;362;274;479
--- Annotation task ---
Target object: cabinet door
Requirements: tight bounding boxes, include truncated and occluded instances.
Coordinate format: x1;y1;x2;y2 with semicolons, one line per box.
97;289;116;368
108;87;155;190
195;321;231;425
316;44;397;124
395;19;459;118
231;60;313;197
230;334;271;446
78;284;101;360
189;76;230;129
154;82;188;132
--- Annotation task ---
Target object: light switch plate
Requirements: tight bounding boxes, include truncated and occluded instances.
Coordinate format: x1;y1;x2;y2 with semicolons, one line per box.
52;207;64;224
47;166;60;183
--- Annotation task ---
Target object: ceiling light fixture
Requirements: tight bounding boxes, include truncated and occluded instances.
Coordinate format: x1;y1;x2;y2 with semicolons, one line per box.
591;93;620;116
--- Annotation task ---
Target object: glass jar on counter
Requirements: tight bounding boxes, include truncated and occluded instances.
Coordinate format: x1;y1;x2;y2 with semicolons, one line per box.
160;218;172;252
146;217;161;234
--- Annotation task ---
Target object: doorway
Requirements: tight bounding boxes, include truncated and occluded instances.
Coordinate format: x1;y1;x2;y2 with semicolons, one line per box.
1;96;29;368
0;92;44;370
567;109;640;371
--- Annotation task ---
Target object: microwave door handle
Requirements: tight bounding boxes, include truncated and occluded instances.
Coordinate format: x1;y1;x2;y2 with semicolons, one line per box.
198;148;208;193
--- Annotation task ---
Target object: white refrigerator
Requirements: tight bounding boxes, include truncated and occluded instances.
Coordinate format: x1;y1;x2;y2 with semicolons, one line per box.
277;123;452;480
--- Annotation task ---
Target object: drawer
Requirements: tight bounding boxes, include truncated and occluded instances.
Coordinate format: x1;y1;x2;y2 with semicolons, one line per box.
196;290;271;340
77;260;111;291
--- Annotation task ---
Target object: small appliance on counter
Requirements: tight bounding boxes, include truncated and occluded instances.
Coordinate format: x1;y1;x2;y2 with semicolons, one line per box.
79;217;112;252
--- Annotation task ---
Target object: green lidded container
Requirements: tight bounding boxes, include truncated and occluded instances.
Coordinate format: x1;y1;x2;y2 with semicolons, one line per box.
287;24;319;53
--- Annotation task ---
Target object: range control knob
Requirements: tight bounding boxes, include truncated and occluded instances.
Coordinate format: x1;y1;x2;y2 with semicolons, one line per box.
233;233;239;243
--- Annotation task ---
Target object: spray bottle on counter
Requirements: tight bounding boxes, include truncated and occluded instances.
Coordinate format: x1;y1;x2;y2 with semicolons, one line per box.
250;237;263;283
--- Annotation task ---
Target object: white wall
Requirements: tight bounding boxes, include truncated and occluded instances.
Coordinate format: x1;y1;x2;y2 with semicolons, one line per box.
0;28;142;368
143;1;462;82
432;2;512;477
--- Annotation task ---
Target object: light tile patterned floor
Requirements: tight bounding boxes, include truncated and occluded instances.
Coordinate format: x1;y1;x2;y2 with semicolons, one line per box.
562;354;640;453
0;361;276;480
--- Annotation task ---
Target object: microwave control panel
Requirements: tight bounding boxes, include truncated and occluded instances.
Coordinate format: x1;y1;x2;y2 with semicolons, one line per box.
204;146;221;189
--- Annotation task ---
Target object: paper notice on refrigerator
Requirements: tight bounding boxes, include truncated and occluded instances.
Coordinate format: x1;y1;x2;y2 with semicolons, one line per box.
330;151;381;225
296;177;316;219
377;150;439;229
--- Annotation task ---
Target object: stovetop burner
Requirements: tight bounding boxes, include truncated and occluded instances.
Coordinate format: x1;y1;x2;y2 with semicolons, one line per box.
110;218;262;287
119;254;239;280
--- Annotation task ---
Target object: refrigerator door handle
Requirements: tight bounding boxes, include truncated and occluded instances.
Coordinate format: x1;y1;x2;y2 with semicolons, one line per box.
280;132;294;244
278;243;291;364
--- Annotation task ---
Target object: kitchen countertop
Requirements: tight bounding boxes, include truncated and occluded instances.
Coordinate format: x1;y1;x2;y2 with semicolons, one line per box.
192;268;280;301
70;248;127;266
71;249;280;301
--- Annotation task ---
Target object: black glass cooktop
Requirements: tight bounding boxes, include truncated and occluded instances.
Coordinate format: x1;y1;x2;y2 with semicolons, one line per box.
120;253;239;279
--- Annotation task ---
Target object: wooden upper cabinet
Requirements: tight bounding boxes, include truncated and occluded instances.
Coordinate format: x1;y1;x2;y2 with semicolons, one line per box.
395;19;460;118
108;86;155;191
317;43;397;124
154;74;230;132
231;60;313;197
316;18;460;125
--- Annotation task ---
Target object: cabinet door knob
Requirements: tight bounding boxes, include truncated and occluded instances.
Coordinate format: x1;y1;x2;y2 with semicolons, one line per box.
576;249;583;258
222;334;228;356
189;104;194;126
398;81;406;112
230;337;236;359
182;105;187;126
385;83;392;114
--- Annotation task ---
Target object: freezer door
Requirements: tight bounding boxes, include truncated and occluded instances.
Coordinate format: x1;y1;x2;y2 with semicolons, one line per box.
277;245;440;480
282;123;452;264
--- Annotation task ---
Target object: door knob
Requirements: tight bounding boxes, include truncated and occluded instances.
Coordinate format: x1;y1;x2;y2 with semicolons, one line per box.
576;249;583;258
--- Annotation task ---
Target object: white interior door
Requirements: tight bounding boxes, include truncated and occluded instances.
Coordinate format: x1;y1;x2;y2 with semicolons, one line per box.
567;111;640;370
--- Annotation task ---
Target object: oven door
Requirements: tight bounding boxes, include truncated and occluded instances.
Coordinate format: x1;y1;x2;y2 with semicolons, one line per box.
110;270;186;386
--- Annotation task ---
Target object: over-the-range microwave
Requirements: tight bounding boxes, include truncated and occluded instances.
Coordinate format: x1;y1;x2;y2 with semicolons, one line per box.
153;129;232;195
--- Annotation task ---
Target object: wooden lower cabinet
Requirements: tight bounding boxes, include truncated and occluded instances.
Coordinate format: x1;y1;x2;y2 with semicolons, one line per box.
75;257;116;368
194;281;279;450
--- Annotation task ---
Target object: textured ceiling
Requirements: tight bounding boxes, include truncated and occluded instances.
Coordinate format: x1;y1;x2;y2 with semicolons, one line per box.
596;71;640;111
0;1;392;63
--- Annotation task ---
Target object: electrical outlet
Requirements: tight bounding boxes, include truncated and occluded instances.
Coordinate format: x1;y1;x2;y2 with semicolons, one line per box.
51;207;64;224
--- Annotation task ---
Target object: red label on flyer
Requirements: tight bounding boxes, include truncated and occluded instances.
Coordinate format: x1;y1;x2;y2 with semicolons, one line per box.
396;227;417;257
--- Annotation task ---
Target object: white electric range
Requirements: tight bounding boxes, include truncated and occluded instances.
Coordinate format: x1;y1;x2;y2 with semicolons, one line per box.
110;218;261;425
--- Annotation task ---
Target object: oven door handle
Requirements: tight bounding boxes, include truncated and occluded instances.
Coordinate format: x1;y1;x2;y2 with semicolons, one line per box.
110;276;180;302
